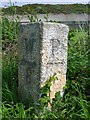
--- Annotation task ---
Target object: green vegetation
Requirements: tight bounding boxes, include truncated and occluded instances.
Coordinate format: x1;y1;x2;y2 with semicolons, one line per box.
2;4;89;15
1;10;90;119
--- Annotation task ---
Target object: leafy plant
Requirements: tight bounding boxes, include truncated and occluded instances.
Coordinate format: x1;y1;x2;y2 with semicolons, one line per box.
67;29;88;80
27;9;38;22
2;17;19;41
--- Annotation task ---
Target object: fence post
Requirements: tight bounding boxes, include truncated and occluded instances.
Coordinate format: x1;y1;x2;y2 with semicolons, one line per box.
18;22;69;106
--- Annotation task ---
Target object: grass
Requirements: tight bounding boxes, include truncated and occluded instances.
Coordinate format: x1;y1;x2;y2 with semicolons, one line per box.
1;14;90;119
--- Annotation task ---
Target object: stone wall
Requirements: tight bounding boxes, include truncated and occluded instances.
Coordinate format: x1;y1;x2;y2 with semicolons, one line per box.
18;22;69;106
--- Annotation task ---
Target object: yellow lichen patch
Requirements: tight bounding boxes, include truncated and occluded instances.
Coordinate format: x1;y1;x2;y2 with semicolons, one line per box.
41;64;66;101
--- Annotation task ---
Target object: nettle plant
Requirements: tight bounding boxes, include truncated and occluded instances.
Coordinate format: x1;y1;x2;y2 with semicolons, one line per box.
27;9;49;22
39;74;57;108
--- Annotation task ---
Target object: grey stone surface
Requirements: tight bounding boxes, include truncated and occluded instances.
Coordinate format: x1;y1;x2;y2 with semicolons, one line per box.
18;22;69;105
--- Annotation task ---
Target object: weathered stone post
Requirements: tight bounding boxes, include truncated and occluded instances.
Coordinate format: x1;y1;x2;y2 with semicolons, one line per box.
18;22;69;106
